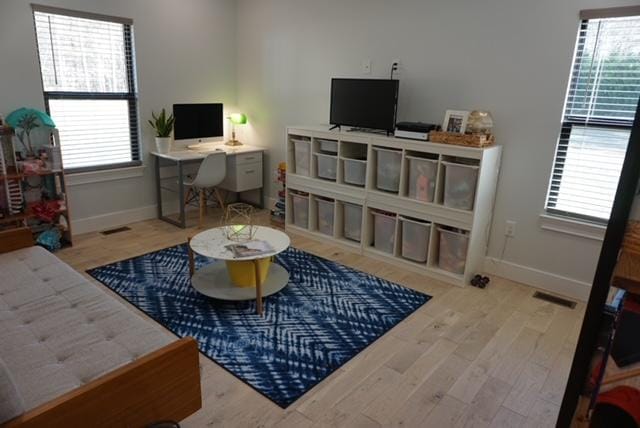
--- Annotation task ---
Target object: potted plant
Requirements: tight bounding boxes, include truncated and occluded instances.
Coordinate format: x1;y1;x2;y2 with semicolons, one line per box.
148;109;175;153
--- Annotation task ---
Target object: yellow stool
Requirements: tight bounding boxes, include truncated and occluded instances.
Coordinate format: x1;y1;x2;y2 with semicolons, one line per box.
225;257;272;287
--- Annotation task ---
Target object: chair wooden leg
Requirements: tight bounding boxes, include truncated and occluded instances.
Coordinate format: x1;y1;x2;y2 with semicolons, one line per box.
187;237;195;277
214;188;226;211
184;187;192;207
254;259;263;316
198;189;205;228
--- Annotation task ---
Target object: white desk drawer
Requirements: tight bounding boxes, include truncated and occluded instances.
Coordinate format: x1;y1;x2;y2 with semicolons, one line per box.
236;152;262;166
220;161;262;192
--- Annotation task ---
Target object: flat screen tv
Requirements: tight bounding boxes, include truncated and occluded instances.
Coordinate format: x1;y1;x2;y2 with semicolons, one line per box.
330;78;399;133
173;103;223;144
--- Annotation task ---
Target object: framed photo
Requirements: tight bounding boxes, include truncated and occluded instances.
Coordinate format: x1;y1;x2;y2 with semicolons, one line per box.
443;110;470;134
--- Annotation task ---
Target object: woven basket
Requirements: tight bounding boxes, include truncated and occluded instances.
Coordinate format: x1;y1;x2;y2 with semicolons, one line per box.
429;131;495;148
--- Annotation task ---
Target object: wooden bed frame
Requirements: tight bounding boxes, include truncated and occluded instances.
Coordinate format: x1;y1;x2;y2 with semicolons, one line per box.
0;228;202;427
0;228;35;254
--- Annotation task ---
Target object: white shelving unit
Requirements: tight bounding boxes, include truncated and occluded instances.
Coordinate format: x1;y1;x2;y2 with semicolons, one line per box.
285;125;502;287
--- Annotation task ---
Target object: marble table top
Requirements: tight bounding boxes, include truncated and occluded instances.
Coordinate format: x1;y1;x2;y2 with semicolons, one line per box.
190;226;290;261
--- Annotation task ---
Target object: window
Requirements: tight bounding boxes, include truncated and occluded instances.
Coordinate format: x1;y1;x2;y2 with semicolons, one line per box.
32;5;140;173
546;13;640;223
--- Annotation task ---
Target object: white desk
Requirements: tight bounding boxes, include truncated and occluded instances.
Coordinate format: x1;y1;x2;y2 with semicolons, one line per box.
151;144;265;228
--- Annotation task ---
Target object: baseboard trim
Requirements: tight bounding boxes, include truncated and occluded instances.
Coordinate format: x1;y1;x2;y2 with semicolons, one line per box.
72;205;158;235
484;257;592;302
72;206;593;303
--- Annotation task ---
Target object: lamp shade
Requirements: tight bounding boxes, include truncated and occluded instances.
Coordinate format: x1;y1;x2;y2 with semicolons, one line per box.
229;113;247;125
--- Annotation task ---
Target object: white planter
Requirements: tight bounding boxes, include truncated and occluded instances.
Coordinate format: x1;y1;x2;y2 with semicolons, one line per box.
155;137;172;154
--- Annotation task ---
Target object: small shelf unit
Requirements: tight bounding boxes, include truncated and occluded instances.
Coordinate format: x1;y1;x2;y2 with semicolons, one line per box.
285;125;502;287
0;127;72;247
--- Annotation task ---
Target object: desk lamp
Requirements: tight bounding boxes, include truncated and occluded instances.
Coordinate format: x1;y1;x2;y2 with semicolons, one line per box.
226;113;247;146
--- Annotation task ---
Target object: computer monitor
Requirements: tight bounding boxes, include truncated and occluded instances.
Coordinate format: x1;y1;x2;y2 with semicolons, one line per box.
173;103;224;145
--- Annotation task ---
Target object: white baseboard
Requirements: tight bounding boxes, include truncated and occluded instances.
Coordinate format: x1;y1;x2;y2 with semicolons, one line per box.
72;203;592;303
484;257;592;302
72;195;275;236
71;205;158;235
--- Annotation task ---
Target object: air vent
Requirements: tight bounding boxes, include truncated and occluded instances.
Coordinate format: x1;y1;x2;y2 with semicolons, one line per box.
533;291;577;309
100;226;131;235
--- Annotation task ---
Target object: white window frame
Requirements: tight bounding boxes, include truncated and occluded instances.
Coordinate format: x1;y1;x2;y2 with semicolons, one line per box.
32;4;141;174
544;8;640;225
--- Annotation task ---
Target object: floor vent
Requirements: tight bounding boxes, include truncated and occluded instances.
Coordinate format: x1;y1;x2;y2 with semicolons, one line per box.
533;291;577;309
100;226;132;236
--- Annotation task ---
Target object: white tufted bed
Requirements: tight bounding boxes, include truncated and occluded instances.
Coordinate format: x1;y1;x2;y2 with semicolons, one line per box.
0;228;201;428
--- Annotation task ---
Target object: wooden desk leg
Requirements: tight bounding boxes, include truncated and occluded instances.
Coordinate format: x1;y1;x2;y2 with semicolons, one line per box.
187;237;195;277
254;259;263;316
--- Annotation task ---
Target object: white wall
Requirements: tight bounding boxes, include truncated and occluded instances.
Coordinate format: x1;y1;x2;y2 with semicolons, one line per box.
0;0;237;231
1;0;631;296
235;0;638;296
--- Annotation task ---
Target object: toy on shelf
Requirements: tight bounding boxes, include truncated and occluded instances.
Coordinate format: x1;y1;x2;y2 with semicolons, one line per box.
271;162;286;225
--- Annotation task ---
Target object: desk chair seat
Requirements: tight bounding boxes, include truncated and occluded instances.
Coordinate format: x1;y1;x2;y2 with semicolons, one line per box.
183;152;226;227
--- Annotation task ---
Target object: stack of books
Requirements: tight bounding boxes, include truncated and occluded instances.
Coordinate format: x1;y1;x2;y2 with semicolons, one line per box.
271;162;286;224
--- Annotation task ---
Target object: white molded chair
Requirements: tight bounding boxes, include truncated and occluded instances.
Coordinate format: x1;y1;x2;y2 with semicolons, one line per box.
184;152;227;227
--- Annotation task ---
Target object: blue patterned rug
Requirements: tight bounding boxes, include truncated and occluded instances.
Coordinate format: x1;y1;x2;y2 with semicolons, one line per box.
87;244;430;407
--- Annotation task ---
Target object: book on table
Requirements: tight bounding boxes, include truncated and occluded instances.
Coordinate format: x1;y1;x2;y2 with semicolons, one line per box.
225;240;275;258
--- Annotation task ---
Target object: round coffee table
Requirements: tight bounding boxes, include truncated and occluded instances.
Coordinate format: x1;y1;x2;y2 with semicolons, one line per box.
188;226;290;315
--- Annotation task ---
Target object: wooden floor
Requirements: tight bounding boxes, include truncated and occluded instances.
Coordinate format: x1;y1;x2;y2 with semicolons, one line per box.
58;210;585;428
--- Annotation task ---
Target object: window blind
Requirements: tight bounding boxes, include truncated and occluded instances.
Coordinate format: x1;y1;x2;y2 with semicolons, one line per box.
546;15;640;223
33;7;140;172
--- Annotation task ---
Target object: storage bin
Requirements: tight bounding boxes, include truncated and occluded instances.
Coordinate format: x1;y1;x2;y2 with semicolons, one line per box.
315;153;337;181
293;138;311;176
372;211;397;254
317;138;338;154
400;217;431;263
437;227;469;275
291;192;309;228
407;156;438;203
374;147;402;192
442;161;479;210
316;198;335;236
343;203;363;242
343;157;367;187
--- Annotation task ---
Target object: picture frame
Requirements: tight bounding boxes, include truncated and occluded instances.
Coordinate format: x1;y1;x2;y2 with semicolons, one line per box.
442;110;470;134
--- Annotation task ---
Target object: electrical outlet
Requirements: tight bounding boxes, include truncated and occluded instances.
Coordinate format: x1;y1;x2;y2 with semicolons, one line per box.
362;59;371;74
505;220;516;237
390;59;401;78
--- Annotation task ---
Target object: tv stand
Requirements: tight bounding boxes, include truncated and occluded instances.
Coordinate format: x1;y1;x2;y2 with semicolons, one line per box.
329;124;341;131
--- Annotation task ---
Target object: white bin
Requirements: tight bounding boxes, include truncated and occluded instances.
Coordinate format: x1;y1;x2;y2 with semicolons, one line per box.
293;138;311;176
401;217;431;263
372;211;397;254
437;227;469;275
374;147;402;192
343;203;363;242
442;161;479;210
317;138;338;154
317;198;335;236
291;192;309;228
343;158;367;187
407;156;438;203
315;153;337;181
